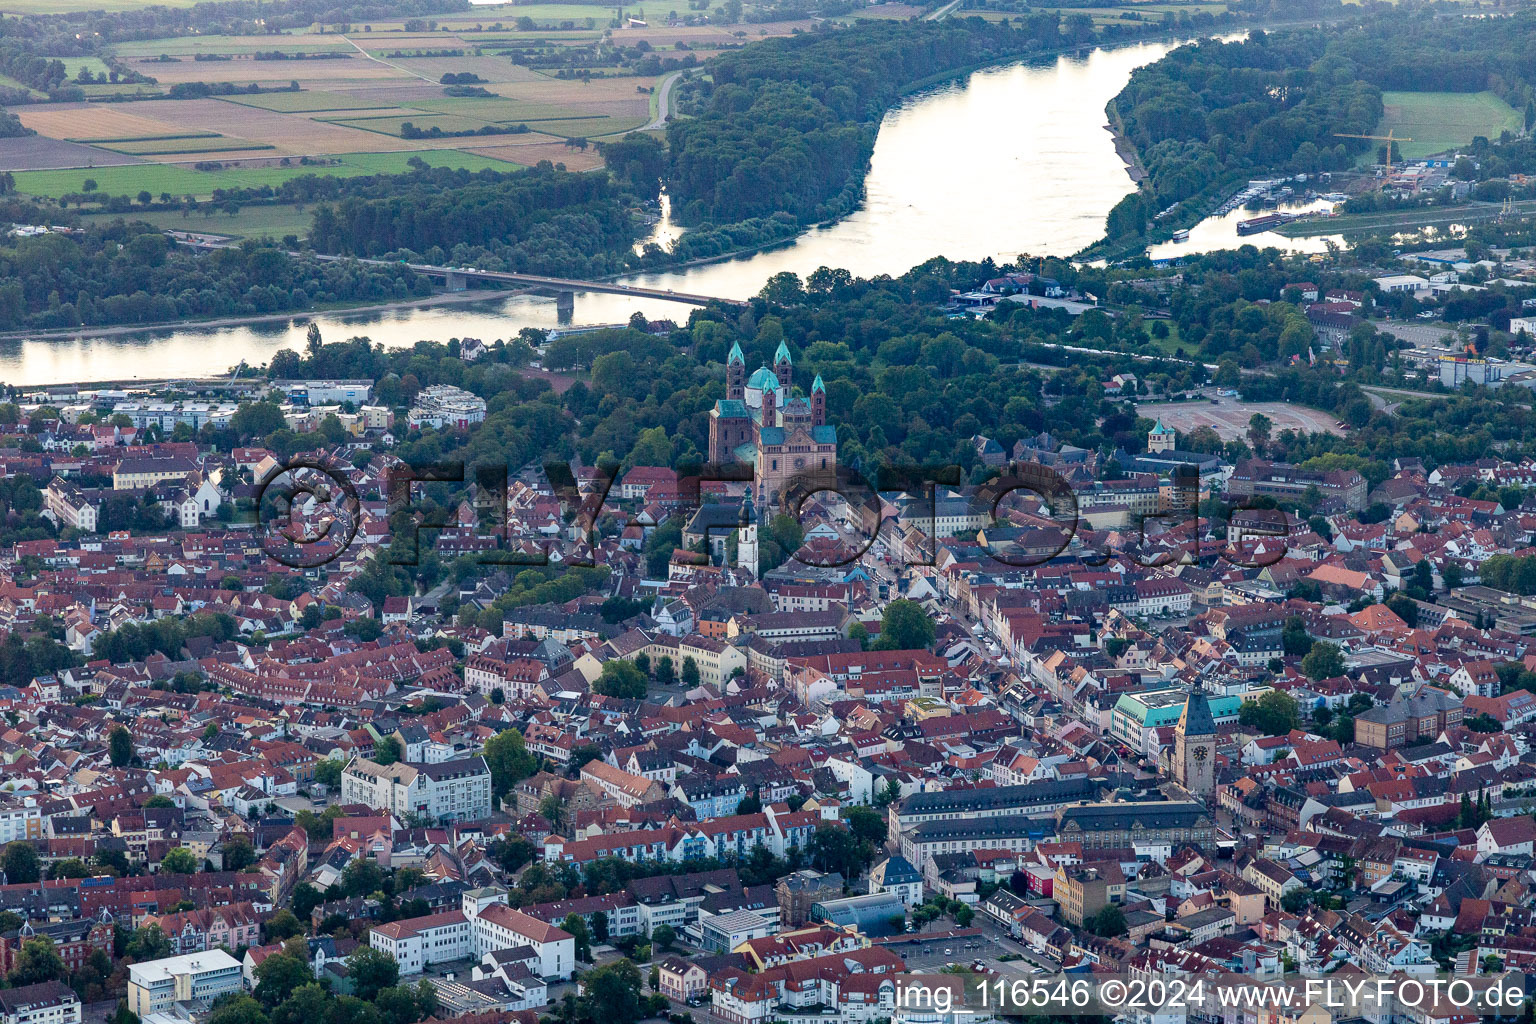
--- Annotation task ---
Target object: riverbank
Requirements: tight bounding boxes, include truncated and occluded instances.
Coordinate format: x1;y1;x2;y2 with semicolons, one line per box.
0;286;527;347
1104;100;1146;184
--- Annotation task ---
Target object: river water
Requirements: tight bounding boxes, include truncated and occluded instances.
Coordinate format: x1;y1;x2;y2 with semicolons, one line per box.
3;32;1340;386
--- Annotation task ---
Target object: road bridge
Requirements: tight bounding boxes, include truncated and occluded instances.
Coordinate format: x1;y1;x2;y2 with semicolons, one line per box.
174;238;747;308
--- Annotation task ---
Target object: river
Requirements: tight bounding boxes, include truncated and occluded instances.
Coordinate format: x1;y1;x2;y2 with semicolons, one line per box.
2;32;1338;386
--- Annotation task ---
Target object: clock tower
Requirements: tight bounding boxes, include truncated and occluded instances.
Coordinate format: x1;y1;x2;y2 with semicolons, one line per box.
1174;685;1216;797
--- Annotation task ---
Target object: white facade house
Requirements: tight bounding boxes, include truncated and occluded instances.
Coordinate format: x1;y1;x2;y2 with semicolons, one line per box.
367;909;473;976
0;982;81;1024
44;478;98;533
340;755;492;823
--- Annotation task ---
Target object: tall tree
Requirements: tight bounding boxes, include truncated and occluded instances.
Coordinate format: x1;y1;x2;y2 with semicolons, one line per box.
873;600;936;651
373;735;402;766
345;947;399;1003
161;847;199;875
108;725;133;767
483;728;537;800
563;913;592;962
2;841;40;884
9;937;67;985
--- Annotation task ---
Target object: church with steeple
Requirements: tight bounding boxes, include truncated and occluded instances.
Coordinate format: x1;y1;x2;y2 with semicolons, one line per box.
708;340;837;509
1171;685;1217;798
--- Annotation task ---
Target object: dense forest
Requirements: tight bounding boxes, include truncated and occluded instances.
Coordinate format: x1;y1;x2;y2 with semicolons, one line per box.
0;220;424;330
1107;10;1536;241
306;164;641;278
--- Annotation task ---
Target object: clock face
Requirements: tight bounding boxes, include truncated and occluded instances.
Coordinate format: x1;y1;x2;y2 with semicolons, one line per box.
1192;745;1209;763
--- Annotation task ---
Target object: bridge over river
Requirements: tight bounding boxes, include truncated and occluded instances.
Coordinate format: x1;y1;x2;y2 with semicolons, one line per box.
176;238;748;309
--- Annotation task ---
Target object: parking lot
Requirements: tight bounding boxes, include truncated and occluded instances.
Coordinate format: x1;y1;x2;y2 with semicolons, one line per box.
899;936;998;972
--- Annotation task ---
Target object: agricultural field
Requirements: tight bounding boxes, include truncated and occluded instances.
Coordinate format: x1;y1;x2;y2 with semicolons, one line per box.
124;57;389;85
80;203;320;240
79;83;165;99
1376;90;1525;159
845;3;925;18
0;11;791;193
112;35;355;57
99;138;276;156
371;55;550;83
0;0;204;11
512;114;649;137
220;90;399;112
0;137;146;171
17;105;192;142
437;3;618;23
327;112;509;136
58;57;114;80
467;139;605;170
9;149;522;201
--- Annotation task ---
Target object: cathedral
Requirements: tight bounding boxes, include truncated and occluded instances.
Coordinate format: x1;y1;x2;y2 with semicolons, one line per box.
708;339;837;508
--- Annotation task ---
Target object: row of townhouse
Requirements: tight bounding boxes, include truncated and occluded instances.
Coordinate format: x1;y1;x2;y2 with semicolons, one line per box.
542;808;822;866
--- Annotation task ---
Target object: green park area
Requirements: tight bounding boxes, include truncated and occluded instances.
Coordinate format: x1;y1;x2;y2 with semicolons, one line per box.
1377;90;1526;160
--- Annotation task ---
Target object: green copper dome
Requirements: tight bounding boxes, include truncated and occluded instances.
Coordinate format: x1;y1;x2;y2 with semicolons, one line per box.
747;366;779;390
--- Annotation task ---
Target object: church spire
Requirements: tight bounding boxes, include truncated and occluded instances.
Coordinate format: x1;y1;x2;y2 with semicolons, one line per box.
774;340;793;392
726;341;746;401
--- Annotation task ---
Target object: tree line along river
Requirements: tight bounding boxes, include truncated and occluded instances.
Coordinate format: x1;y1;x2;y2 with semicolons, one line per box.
2;32;1337;386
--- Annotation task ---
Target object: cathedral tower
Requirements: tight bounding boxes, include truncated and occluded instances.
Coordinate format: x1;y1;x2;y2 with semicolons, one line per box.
760;378;776;429
727;340;745;401
812;373;826;427
774;340;793;392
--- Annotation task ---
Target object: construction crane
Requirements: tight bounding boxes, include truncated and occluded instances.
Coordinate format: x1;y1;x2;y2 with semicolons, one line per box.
1333;129;1413;169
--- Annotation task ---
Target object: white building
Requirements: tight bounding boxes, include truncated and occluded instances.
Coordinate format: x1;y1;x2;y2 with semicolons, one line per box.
409;385;487;431
271;380;374;405
367;909;473;975
368;888;575;980
0;800;42;844
126;950;242;1017
339;755;492;823
867;855;924;905
1373;274;1428;294
44;477;98;533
